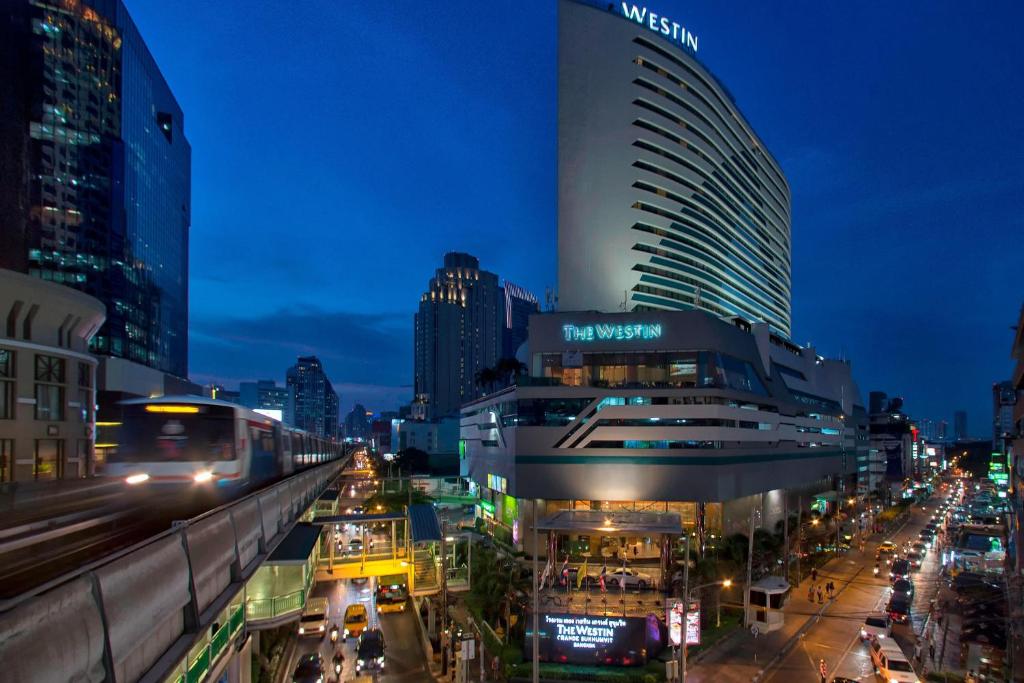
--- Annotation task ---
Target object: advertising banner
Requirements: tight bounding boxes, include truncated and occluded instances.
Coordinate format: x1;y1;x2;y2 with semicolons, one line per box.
534;613;648;666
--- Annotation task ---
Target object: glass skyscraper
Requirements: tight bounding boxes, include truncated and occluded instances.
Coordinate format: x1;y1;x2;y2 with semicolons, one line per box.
0;0;191;377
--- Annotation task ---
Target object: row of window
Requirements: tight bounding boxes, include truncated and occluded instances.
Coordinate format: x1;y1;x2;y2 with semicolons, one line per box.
0;351;92;422
0;438;91;482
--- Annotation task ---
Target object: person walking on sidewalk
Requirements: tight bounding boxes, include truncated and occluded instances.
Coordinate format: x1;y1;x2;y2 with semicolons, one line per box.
811;568;818;583
818;658;827;683
929;640;936;662
817;586;824;604
808;583;815;602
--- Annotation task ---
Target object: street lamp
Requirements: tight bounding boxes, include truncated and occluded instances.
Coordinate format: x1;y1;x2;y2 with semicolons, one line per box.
677;579;732;683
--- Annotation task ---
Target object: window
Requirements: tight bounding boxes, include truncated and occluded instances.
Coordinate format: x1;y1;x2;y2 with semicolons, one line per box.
35;439;64;480
0;349;12;377
0;440;11;482
35;383;64;421
78;362;91;387
35;354;65;383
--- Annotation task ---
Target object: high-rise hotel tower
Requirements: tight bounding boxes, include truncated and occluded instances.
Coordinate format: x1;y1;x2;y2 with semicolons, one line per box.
558;1;792;337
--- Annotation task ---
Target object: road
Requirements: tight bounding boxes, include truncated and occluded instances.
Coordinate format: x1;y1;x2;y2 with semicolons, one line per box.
284;576;432;683
765;497;948;682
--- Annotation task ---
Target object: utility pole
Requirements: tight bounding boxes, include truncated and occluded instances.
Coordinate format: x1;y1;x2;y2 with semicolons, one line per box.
532;499;539;683
678;532;690;683
796;496;802;586
782;493;789;583
744;507;755;627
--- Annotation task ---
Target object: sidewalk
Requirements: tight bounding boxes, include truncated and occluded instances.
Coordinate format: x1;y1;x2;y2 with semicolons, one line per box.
685;547;866;683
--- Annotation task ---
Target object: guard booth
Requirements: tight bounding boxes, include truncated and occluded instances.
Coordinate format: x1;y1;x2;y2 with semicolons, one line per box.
747;576;790;633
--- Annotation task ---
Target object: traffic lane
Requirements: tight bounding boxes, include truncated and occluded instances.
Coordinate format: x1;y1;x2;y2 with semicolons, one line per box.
375;607;432;683
766;499;939;683
288;577;377;682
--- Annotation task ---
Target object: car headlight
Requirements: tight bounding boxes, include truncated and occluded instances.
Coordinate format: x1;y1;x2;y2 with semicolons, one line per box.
344;628;349;636
319;624;325;631
126;473;149;485
860;628;867;638
299;627;305;634
357;659;365;666
194;470;214;483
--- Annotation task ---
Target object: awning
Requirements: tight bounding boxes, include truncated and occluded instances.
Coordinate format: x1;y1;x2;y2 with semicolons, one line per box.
267;523;321;564
537;509;682;535
408;504;442;543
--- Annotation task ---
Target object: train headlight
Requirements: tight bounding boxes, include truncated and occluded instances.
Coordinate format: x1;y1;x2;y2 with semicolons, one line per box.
126;473;149;485
194;470;214;483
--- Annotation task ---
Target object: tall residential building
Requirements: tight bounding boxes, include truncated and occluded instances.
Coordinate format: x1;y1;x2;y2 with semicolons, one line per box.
0;0;191;378
239;379;291;419
557;0;792;336
937;420;948;441
286;356;339;439
414;253;502;419
501;281;539;359
954;410;968;442
993;380;1017;453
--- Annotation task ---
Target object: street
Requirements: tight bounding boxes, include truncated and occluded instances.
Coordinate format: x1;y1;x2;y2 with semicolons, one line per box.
765;501;945;682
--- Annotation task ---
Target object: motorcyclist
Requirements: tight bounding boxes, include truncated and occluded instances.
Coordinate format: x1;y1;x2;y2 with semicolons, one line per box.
333;650;344;675
329;623;340;643
873;562;880;576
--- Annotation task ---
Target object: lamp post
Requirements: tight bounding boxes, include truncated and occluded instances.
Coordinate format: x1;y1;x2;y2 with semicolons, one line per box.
679;579;732;683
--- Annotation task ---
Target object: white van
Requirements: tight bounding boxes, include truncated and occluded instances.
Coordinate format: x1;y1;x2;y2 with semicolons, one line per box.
298;597;330;638
868;637;919;683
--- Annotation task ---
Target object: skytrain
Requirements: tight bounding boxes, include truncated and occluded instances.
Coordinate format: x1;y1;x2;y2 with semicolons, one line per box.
102;396;344;488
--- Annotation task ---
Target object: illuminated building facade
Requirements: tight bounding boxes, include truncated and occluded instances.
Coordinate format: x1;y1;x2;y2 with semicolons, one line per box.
0;0;191;378
414;253;503;419
461;309;867;546
286;356;339;439
557;0;792;337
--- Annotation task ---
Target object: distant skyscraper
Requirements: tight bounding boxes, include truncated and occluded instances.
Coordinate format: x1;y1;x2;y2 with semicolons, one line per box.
556;0;791;336
918;418;935;442
993;381;1016;452
286;356;339;439
954;410;968;442
344;404;371;440
414;253;502;419
239;379;291;418
869;391;888;415
501;281;539;359
0;0;191;377
937;420;948;441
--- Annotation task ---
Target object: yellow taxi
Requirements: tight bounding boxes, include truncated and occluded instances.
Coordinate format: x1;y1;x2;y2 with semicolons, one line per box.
343;603;368;641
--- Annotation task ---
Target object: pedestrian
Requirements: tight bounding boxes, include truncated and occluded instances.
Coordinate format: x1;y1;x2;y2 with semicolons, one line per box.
929;641;936;661
811;568;818;583
817;587;823;604
914;639;923;663
808;583;815;601
818;658;827;683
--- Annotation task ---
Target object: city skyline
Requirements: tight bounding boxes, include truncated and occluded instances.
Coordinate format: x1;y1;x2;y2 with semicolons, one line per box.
127;0;1022;420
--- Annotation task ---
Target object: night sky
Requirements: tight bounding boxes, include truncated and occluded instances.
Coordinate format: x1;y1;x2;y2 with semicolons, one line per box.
128;0;1023;432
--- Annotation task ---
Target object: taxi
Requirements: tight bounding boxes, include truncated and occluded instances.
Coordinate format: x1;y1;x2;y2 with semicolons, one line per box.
343;603;369;641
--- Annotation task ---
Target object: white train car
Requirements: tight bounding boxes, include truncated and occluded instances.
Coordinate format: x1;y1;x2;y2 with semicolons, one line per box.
103;396;342;489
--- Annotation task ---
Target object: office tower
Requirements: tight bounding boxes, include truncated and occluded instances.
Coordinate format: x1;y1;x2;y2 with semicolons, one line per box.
501;281;539;359
344;404;371;441
414;253;502;419
0;0;191;377
239;379;291;420
557;1;791;336
954;410;968;442
286;356;339;439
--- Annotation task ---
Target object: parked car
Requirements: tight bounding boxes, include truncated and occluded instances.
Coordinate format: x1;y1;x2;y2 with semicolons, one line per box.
603;567;653;590
906;551;923;569
887;595;911;624
891;578;915;600
859;612;892;640
890;559;911;582
868;637;918;682
911;541;928;556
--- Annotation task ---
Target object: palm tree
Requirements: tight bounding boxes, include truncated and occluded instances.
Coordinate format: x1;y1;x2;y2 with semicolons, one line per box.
475;367;499;393
495;357;527;386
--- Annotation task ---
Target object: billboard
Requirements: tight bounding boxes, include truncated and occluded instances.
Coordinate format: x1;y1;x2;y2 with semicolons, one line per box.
535;613;649;666
667;600;700;646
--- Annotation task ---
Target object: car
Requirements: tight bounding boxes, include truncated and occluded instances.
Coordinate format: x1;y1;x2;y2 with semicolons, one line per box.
887;595;911;624
868;637;919;682
343;603;369;640
878;540;899;554
356;628;386;673
860;612;892;640
912;541;928;556
604;567;653;590
891;578;915;599
298;598;330;638
906;551;923;569
890;559;911;582
291;653;325;683
919;529;935;546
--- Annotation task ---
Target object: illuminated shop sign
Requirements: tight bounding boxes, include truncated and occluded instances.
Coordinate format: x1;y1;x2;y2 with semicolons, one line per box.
619;3;698;52
667;600;699;646
562;323;663;343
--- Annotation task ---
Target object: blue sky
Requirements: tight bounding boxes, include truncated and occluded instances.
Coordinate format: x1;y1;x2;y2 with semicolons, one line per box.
129;0;1023;433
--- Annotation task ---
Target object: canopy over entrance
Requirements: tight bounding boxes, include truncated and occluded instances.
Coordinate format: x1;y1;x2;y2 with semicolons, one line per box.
537;509;683;535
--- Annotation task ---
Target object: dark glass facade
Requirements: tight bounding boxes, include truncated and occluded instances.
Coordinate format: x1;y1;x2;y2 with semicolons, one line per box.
0;0;190;377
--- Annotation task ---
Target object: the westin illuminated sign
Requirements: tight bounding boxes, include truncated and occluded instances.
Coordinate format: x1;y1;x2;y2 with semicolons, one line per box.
562;323;663;342
619;3;698;52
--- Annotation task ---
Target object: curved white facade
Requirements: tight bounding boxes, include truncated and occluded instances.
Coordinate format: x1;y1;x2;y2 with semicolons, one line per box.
558;1;792;337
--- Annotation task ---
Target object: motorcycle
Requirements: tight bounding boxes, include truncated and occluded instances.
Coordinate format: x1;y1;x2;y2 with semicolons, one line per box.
873;563;880;577
333;652;344;676
329;623;339;643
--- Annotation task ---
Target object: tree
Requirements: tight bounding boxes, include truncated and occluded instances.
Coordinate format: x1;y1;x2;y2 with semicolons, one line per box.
495;357;527;386
475;367;499;393
395;447;430;475
363;487;433;514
